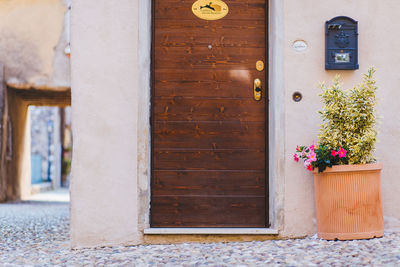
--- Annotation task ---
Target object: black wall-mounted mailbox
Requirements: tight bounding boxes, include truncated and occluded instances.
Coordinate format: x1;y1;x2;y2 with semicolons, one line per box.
325;16;358;70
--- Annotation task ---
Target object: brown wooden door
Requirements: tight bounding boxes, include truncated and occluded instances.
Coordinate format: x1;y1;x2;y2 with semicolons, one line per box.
151;0;267;227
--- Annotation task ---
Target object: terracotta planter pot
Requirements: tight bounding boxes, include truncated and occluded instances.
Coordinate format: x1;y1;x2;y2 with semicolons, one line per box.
313;163;384;240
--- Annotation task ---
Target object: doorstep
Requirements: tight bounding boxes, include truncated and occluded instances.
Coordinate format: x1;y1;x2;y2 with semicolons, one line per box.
144;228;279;235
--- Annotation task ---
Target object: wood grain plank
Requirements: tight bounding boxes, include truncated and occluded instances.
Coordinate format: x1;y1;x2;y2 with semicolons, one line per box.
154;149;265;170
151;196;266;227
154;69;265;98
154;121;265;149
153;98;266;122
155;46;265;58
152;170;265;196
155;20;265;48
155;0;266;21
155;18;266;29
155;47;265;70
155;49;263;70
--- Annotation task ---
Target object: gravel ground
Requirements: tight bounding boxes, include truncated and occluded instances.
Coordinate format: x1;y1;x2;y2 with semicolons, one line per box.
0;200;400;266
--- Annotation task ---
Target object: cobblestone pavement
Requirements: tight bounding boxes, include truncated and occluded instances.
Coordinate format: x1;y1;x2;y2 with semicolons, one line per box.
1;199;400;266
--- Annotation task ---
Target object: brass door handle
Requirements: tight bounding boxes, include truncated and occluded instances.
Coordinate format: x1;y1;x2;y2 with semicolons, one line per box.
254;78;262;101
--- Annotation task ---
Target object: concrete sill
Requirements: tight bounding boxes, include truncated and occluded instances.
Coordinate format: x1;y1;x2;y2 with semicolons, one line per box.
144;228;279;235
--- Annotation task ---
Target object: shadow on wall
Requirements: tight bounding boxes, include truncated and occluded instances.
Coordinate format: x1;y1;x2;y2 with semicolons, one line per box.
0;30;43;85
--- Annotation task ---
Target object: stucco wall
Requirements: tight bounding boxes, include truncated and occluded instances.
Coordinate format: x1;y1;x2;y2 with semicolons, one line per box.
0;0;70;88
70;0;141;248
282;0;400;236
70;0;400;248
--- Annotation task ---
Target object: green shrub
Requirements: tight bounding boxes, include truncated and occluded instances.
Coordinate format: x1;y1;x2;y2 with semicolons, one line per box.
318;67;378;165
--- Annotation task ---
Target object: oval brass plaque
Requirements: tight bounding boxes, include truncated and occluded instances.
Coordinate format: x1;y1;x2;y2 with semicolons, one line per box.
192;0;229;21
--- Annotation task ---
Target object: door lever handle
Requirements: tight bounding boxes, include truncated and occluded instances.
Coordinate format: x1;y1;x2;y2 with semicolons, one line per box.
254;78;262;101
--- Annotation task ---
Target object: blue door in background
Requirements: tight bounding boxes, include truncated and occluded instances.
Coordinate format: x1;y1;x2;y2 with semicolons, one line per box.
31;154;43;184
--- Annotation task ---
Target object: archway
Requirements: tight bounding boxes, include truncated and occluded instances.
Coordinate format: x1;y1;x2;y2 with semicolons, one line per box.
0;77;71;201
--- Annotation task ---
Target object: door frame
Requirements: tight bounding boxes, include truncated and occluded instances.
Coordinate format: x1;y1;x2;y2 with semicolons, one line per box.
137;0;285;233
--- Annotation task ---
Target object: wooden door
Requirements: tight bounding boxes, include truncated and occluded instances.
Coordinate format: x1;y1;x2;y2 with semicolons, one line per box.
151;0;267;227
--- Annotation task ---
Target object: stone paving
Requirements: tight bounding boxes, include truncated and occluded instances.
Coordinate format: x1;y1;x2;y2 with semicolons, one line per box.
0;195;400;266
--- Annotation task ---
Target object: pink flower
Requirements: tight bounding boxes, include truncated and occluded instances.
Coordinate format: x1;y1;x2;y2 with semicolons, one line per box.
338;147;347;158
331;150;337;156
296;146;301;152
304;160;311;167
307;152;317;162
307;165;313;171
309;141;316;152
293;154;299;162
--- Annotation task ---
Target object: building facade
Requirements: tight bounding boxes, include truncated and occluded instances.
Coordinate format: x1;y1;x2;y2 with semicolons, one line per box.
69;0;400;247
0;0;71;201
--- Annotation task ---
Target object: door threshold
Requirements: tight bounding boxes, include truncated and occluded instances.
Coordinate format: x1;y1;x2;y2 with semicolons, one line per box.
144;228;279;235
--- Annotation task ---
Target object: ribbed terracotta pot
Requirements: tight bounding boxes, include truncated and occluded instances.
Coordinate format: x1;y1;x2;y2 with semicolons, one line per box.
313;163;384;240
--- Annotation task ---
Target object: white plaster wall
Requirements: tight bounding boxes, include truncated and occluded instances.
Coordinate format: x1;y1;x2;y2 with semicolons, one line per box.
0;0;70;88
281;0;400;237
70;0;141;248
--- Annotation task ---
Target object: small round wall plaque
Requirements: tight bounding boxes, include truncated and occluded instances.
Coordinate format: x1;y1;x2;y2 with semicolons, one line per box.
293;40;308;52
192;0;229;21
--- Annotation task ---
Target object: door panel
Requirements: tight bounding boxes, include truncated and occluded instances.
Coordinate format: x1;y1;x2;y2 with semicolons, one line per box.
151;0;267;227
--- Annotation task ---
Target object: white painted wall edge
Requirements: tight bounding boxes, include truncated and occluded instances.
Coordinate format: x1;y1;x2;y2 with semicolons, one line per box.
268;0;285;231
